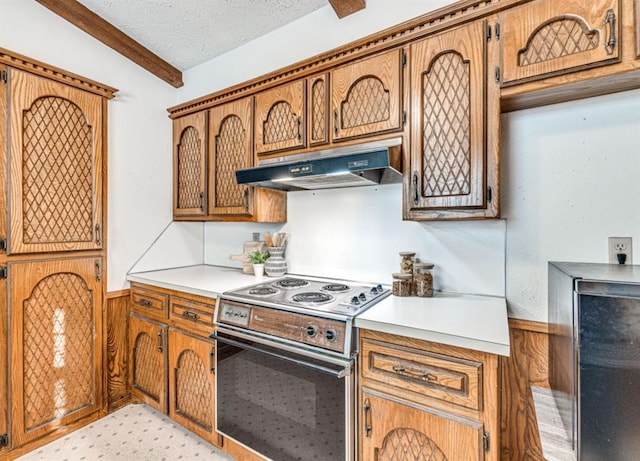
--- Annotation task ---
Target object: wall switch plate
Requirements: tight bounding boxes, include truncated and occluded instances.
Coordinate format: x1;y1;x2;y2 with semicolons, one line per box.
608;237;632;264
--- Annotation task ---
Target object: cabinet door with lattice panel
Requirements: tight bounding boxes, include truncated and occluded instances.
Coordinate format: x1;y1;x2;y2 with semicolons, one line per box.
168;328;221;447
308;73;329;147
408;21;487;213
8;68;104;254
173;111;207;217
331;49;403;141
129;313;167;413
9;257;103;448
208;97;253;217
254;80;305;156
501;0;620;85
360;388;484;461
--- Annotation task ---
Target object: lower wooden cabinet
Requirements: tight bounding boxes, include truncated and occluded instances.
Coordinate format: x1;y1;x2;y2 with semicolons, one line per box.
128;284;221;447
361;388;484;460
358;329;499;461
8;256;104;448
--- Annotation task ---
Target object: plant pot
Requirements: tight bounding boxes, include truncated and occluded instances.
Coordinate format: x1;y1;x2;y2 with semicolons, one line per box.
264;246;287;277
253;263;265;277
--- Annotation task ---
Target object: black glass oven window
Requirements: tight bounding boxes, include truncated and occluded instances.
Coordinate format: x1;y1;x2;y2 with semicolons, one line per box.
217;342;345;461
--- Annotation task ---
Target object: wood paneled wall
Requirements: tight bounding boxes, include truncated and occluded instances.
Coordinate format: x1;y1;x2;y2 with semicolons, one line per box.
500;318;549;461
106;290;130;411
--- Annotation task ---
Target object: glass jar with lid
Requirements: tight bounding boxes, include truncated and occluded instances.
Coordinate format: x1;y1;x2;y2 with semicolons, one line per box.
392;273;413;297
399;251;416;275
413;263;434;297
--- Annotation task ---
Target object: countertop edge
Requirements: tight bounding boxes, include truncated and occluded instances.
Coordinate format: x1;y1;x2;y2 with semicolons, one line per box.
355;317;511;356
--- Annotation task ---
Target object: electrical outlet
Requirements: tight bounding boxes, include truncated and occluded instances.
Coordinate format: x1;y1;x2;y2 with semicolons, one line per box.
608;237;633;264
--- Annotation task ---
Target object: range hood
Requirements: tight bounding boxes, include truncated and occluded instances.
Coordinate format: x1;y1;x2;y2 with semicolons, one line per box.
236;138;402;191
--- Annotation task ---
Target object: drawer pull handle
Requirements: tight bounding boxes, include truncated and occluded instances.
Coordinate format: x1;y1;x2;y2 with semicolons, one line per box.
363;398;372;438
138;298;152;308
392;364;438;382
182;310;200;321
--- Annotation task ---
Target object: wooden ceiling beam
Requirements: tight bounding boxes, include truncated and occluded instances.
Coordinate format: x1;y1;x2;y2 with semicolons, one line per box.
36;0;183;88
328;0;366;18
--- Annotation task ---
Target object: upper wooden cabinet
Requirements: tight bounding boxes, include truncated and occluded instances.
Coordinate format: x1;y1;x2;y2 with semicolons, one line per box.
308;73;330;147
173;111;207;217
331;49;404;141
254;80;306;156
501;0;621;85
209;97;286;222
7;68;104;254
406;20;498;220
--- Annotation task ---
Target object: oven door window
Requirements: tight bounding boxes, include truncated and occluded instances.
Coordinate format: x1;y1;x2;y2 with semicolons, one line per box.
216;333;350;461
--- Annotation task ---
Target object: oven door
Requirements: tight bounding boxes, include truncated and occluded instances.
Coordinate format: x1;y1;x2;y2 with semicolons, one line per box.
213;327;354;461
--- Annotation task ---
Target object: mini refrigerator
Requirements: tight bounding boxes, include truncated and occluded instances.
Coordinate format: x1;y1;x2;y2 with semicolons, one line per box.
548;262;640;461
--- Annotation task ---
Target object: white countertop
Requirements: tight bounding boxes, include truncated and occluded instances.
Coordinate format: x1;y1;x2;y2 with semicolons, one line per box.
355;291;510;356
127;265;510;356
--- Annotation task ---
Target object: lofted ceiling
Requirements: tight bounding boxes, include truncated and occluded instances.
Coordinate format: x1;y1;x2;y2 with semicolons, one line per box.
36;0;366;87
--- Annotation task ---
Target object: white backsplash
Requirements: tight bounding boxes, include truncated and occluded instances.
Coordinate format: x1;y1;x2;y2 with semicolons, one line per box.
204;184;506;296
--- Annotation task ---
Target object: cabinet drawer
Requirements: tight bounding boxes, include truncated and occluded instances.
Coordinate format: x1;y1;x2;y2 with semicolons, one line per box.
169;295;216;334
131;284;169;320
361;337;482;411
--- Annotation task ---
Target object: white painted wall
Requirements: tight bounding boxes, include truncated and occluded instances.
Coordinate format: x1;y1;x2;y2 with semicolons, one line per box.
502;89;640;321
1;0;176;291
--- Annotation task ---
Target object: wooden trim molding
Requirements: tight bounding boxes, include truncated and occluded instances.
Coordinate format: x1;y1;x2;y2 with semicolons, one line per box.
35;0;183;88
328;0;366;18
168;0;527;118
0;47;118;99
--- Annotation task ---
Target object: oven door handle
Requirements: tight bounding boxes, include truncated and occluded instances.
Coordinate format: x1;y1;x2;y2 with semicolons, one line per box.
213;331;352;378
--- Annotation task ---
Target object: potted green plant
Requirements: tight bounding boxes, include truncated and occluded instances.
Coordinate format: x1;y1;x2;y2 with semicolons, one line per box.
248;250;270;277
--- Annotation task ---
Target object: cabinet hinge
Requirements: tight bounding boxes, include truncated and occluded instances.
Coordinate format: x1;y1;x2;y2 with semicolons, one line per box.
483;430;490;452
402;111;407;126
487;186;492;203
0;433;8;447
0;238;6;252
402;50;407;68
0;71;7;84
495;23;501;41
486;24;492;42
0;267;7;279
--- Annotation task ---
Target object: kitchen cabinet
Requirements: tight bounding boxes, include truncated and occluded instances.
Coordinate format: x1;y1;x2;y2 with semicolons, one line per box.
168;329;220;446
358;329;500;461
254;80;306;156
501;0;621;86
331;49;404;141
9;256;104;448
173;111;208;217
405;20;499;220
308;72;329;146
7;68;104;254
128;283;221;447
0;52;114;455
208;97;286;222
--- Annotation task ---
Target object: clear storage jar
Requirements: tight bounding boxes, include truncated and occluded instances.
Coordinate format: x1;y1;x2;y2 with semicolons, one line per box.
392;273;413;297
413;263;434;297
399;251;416;275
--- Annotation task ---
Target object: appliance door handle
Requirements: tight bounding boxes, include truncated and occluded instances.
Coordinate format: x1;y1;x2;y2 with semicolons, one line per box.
213;330;352;378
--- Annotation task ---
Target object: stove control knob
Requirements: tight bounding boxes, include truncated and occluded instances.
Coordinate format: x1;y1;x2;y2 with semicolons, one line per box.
376;284;383;291
306;325;318;337
351;296;360;305
370;286;378;294
359;293;367;301
325;329;337;342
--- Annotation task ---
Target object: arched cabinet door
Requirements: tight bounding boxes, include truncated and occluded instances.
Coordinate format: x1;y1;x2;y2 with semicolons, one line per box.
8;68;104;254
501;0;621;85
173;111;208;217
331;49;403;141
360;388;484;461
9;257;103;447
168;329;221;447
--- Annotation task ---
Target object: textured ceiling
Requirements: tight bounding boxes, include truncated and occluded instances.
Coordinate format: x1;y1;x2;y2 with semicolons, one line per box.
77;0;328;70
